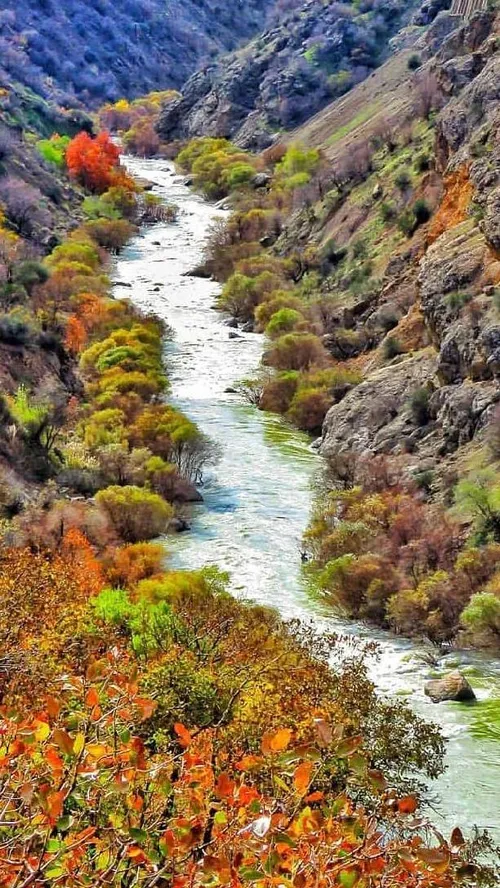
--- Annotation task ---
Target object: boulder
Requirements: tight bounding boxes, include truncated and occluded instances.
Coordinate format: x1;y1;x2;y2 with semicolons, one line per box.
424;670;476;703
260;234;276;247
252;172;272;190
320;352;437;458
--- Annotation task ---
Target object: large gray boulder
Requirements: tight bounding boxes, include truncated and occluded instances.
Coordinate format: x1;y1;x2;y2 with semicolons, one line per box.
425;670;476;702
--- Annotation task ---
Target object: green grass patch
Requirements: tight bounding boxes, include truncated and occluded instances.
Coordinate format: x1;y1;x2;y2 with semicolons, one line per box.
326;103;381;146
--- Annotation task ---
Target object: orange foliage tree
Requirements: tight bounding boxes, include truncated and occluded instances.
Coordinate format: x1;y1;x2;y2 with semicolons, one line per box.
0;532;103;704
64;314;87;354
66;132;130;194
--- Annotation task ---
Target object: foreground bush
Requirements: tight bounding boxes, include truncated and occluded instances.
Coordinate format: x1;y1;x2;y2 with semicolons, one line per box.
0;664;483;888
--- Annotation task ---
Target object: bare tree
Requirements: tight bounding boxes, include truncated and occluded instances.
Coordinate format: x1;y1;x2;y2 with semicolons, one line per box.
413;71;443;120
371;116;398;153
0;177;50;238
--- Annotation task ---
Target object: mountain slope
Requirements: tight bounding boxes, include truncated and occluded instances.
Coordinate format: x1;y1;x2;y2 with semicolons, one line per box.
285;9;500;484
0;0;277;108
157;0;438;150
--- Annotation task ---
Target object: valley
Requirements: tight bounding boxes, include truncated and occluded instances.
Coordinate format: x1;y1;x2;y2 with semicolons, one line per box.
0;0;499;883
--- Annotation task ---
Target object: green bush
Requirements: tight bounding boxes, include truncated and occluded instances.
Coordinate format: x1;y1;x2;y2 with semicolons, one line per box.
379;201;397;224
395;169;411;192
415;153;431;173
382;336;403;360
351;238;367;259
398;199;431;237
446;291;472;310
413;198;431;226
96;485;174;542
461;592;500;637
265;308;303;339
36;135;70;168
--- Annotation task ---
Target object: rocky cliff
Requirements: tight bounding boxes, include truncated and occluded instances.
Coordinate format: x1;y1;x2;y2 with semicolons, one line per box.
314;10;500;487
157;0;439;150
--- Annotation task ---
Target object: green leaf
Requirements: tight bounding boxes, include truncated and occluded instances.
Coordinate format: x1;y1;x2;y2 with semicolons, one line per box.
45;867;65;879
349;753;368;775
274;832;296;848
129;827;148;843
239;867;265;882
339;870;358;888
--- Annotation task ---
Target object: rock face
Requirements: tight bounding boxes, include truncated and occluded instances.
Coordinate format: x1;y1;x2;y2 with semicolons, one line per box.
318;10;500;474
321;353;437;459
425;671;476;702
157;0;421;149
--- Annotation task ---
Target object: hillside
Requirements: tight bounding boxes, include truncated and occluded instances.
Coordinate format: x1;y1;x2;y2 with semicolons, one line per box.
157;0;444;150
286;8;500;485
0;0;277;108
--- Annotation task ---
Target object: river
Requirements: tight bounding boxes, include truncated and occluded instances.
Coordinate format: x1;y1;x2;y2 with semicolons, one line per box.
115;156;500;840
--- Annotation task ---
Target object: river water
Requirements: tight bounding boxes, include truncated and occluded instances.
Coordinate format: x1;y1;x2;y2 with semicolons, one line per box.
116;157;500;839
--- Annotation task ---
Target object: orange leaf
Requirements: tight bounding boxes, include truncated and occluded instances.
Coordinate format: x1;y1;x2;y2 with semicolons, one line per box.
19;783;34;804
305;790;324;803
45;697;61;719
174;723;192;748
294;761;313;795
236;754;261;772
127;845;148;865
53;729;75;757
45;748;64;773
85;688;99;708
398;796;418;815
48;790;65;821
238;785;259;806
262;728;292;754
134;697;156;720
215;772;235;800
74;826;97;844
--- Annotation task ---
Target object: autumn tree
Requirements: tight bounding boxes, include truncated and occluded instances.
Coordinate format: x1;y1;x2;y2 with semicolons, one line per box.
95;485;174;542
66;131;129;194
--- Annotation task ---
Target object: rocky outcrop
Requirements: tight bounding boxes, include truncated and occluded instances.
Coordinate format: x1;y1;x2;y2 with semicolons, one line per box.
321;352;437;459
158;0;422;149
424;671;476;702
320;11;500;474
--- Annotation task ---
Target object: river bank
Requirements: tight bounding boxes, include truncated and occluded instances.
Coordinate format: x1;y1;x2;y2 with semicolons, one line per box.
116;155;500;839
